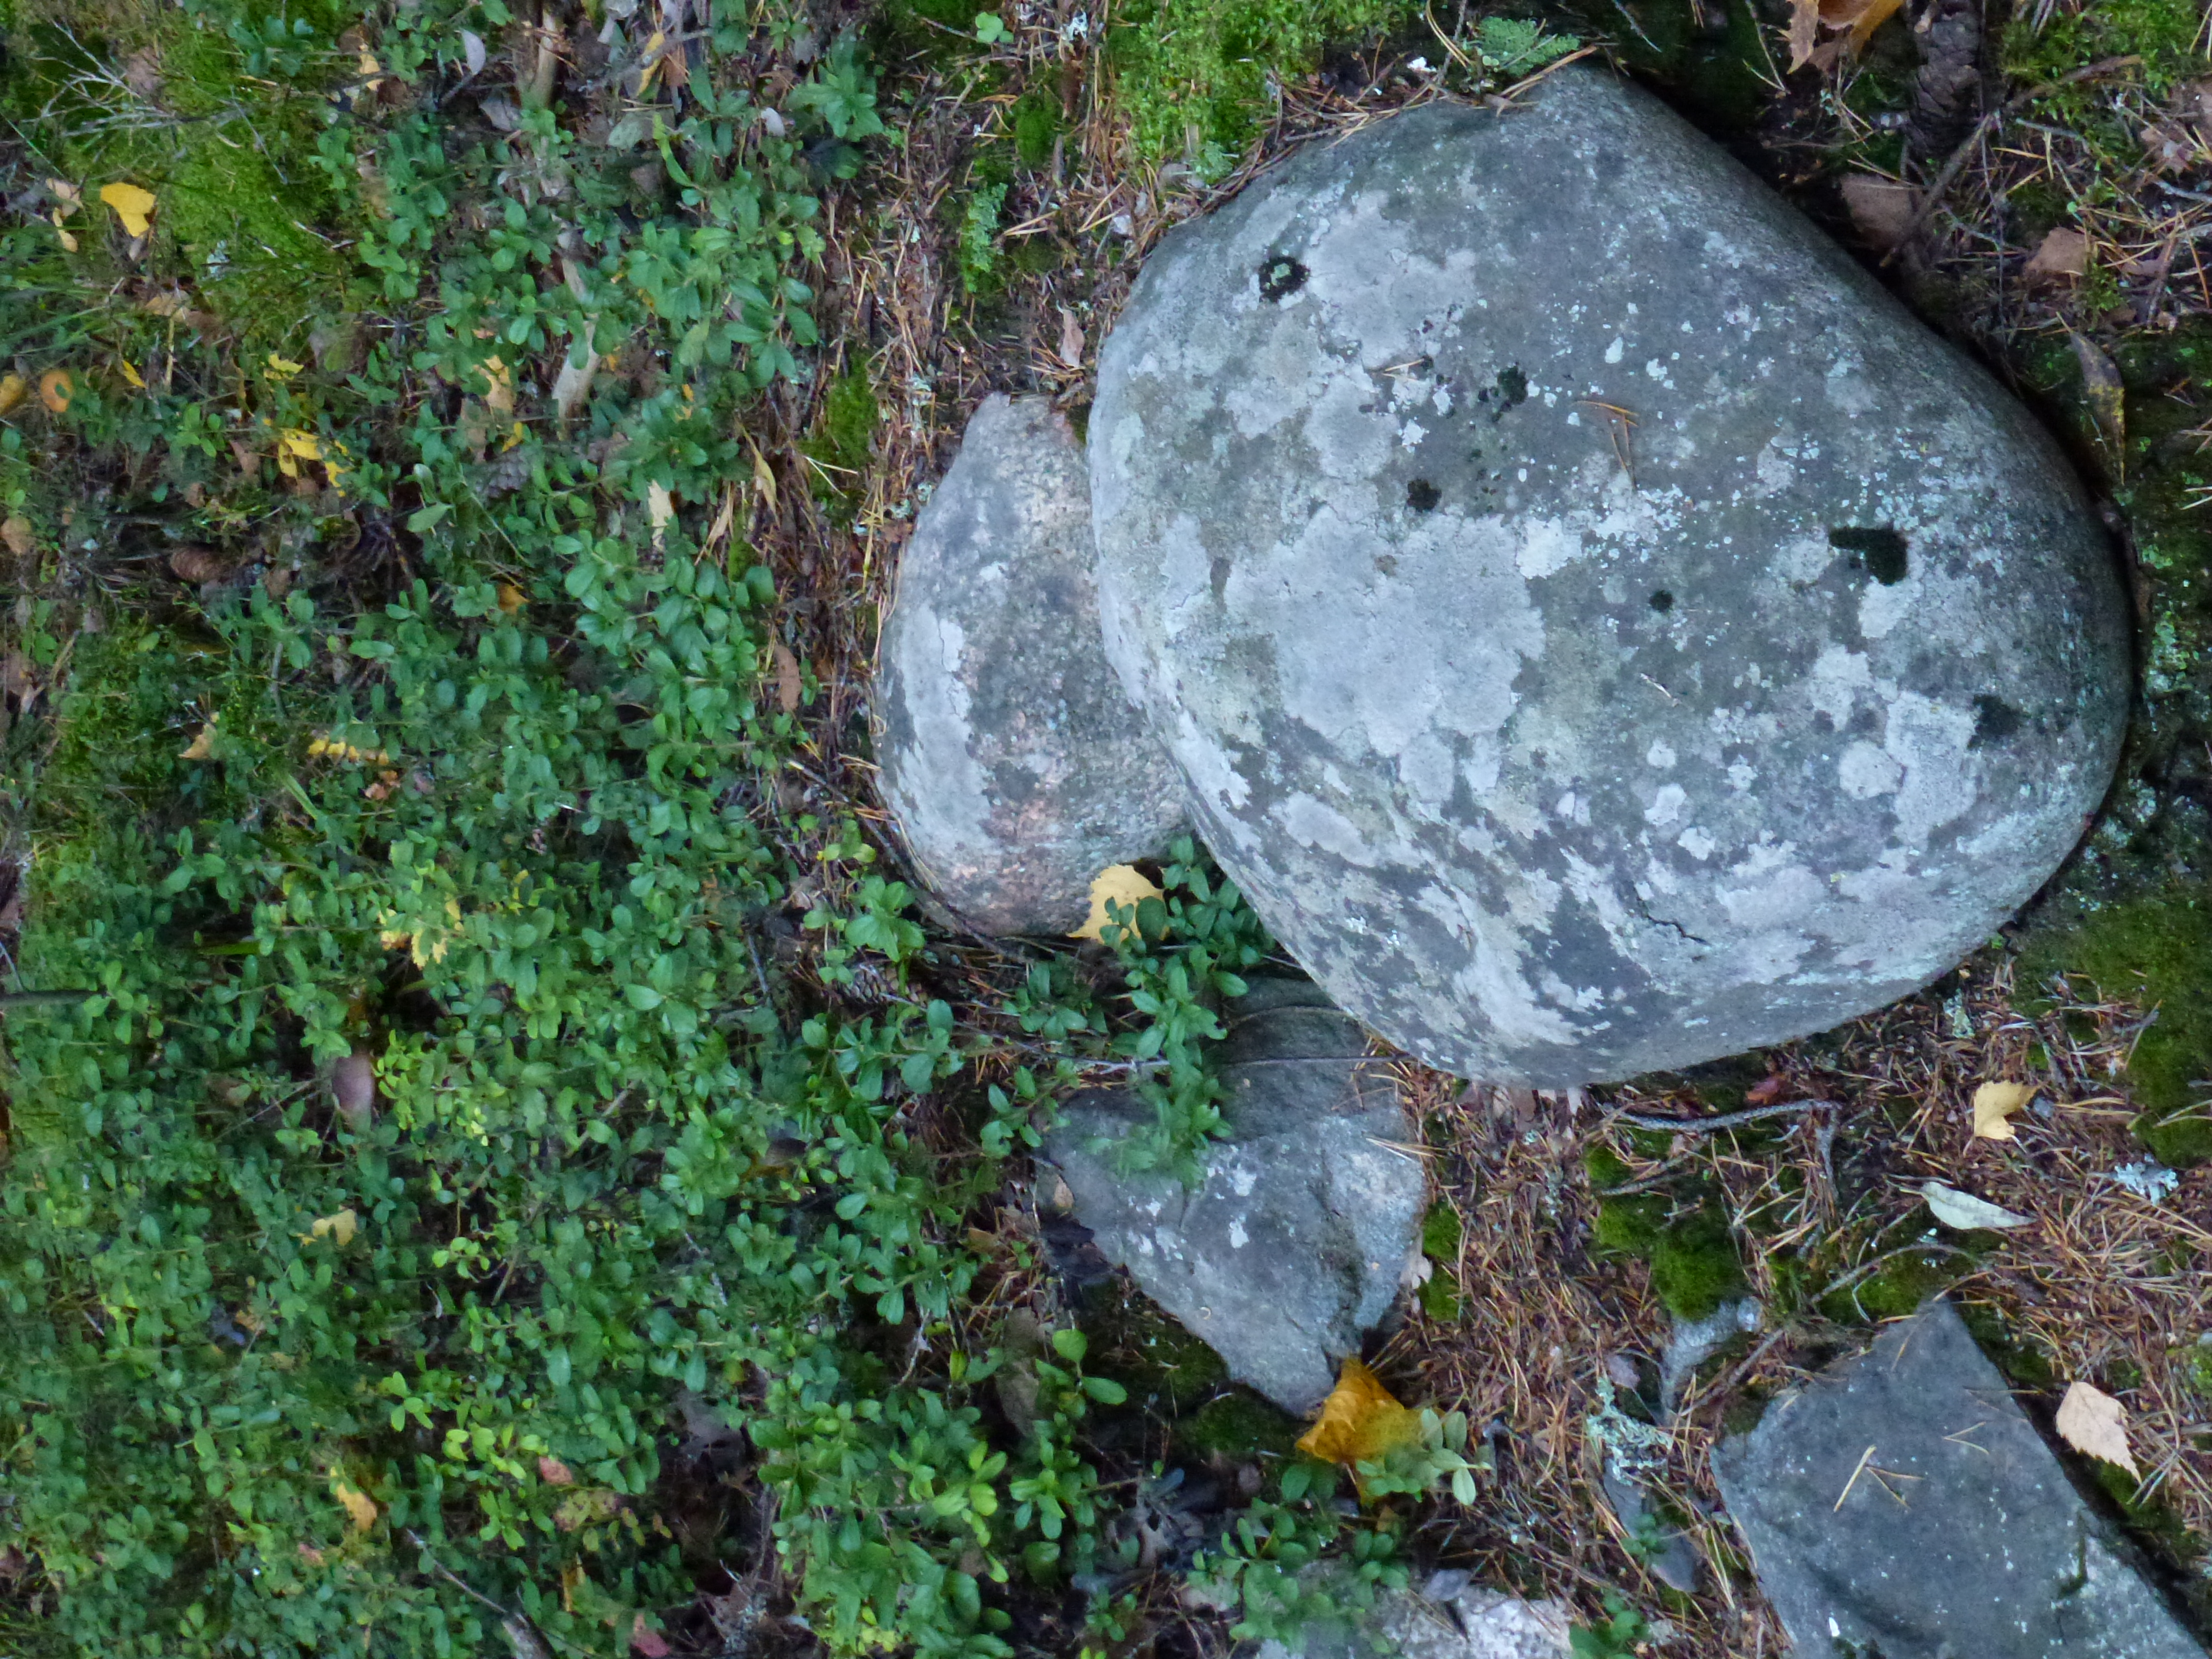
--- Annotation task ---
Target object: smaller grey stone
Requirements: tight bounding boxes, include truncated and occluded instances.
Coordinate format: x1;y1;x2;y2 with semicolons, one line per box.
1256;1581;1571;1659
1043;977;1423;1414
874;394;1183;935
1598;1465;1701;1594
1713;1298;2206;1659
1658;1294;1761;1414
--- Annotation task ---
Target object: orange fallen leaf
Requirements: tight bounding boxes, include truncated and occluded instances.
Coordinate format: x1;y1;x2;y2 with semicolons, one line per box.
1071;864;1164;943
2056;1381;2138;1478
1295;1356;1423;1470
497;582;527;615
38;370;72;414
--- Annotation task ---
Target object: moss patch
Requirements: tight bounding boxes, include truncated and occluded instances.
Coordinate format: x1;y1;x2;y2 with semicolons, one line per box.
803;363;880;524
1592;1196;1746;1321
1177;1389;1304;1462
1078;1280;1230;1418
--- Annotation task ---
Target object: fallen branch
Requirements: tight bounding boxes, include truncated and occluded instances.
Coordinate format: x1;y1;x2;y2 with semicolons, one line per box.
1604;1098;1841;1134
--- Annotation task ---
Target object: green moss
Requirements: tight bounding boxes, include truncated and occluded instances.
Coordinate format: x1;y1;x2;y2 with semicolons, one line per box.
802;363;879;523
1106;0;1416;174
1420;1200;1462;1261
2019;889;2212;1165
1959;1303;2059;1390
1011;88;1062;169
1583;1144;1632;1189
1078;1281;1230;1417
1592;1194;1666;1257
1567;0;1773;132
2004;0;2207;95
1826;1252;1954;1323
1178;1389;1303;1461
1648;1209;1746;1321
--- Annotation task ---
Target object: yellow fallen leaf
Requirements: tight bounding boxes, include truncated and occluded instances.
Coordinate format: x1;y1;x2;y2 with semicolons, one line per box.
119;358;145;390
2056;1380;2139;1477
310;1209;359;1247
46;178;81;213
332;1478;378;1530
99;181;156;238
265;353;306;379
1070;864;1165;942
497;582;527;615
1971;1080;2036;1142
179;721;218;761
280;429;323;462
0;375;26;416
38;370;71;414
747;437;777;512
53;222;78;254
636;28;667;93
479;354;513;414
1297;1357;1423;1471
647;480;674;550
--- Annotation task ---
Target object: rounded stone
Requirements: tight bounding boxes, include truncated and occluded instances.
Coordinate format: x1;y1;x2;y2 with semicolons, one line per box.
1089;72;2129;1084
877;394;1184;935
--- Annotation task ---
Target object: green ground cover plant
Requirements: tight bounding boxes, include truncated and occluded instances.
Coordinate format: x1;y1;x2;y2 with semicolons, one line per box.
0;2;1481;1654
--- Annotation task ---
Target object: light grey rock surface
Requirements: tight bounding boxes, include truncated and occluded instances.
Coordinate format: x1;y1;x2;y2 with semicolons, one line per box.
1043;977;1422;1413
1713;1299;2205;1659
1089;70;2129;1084
1255;1576;1571;1659
876;394;1184;935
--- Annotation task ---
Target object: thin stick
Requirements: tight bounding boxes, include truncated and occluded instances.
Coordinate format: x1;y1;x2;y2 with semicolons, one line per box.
1606;1098;1841;1134
1833;1443;1878;1511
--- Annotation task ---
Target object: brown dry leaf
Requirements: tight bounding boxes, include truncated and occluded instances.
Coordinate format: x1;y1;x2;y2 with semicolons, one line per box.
332;1479;378;1530
333;1049;377;1130
1971;1080;2037;1141
169;546;234;583
1807;0;1902;66
1071;864;1165;942
100;182;156;238
539;1454;576;1485
179;721;218;761
769;639;802;714
747;438;778;513
1296;1356;1423;1472
1839;175;1917;252
2072;332;2126;466
1;516;32;558
2056;1381;2139;1477
38;370;72;414
1786;0;1820;70
1057;307;1085;369
2023;227;2090;282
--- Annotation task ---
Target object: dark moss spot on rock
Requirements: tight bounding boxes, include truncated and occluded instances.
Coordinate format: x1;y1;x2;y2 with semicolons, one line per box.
1970;694;2024;749
1178;1390;1302;1462
1257;254;1307;302
1649;588;1675;612
1406;477;1441;512
1828;525;1909;585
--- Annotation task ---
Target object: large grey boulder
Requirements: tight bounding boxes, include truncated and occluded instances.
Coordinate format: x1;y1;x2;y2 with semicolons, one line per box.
876;395;1184;935
1088;71;2129;1084
1043;977;1422;1413
1713;1299;2204;1658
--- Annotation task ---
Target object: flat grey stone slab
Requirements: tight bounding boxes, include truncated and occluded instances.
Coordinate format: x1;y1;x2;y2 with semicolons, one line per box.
876;394;1184;935
1089;69;2128;1084
1044;977;1422;1413
1713;1299;2205;1659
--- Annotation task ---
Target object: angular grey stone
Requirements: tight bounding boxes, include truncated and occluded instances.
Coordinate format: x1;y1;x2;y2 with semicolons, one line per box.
876;394;1184;935
1043;977;1422;1413
1713;1299;2205;1659
1089;70;2129;1084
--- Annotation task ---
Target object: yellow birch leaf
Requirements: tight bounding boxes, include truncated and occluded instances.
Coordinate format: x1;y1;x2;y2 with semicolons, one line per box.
265;353;306;379
2055;1381;2139;1477
179;721;217;761
54;223;78;254
119;359;145;390
99;182;157;238
1971;1080;2036;1141
647;480;674;528
1296;1357;1423;1470
1070;864;1164;942
332;1479;379;1530
310;1209;359;1246
748;437;777;512
0;375;26;416
280;429;323;462
479;354;513;414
